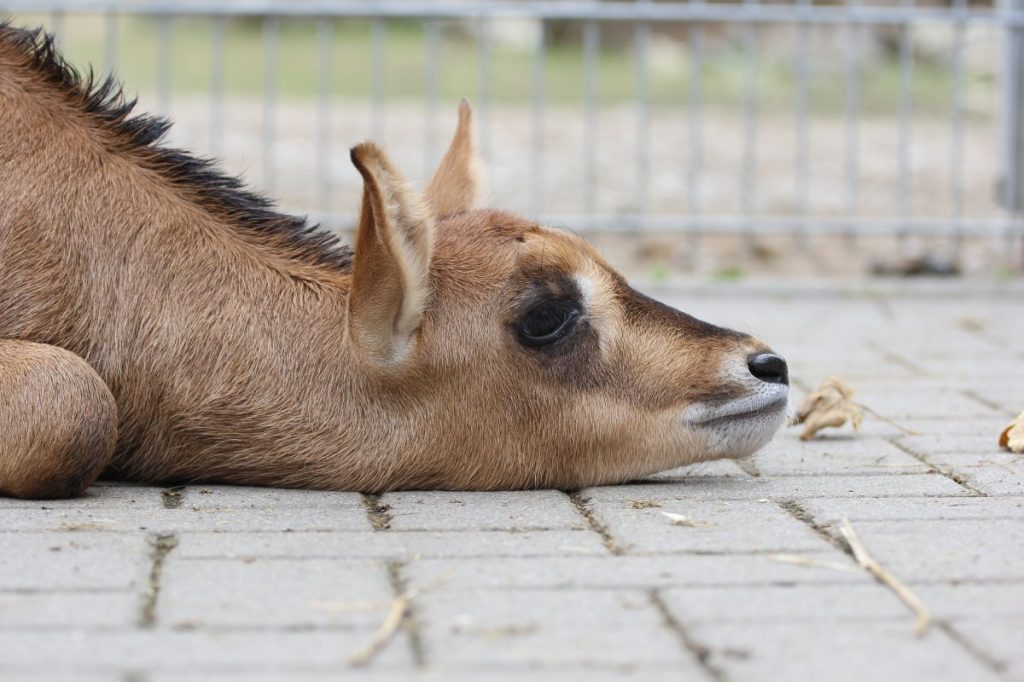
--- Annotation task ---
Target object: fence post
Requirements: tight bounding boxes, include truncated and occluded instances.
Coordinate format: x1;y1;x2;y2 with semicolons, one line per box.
1001;0;1024;223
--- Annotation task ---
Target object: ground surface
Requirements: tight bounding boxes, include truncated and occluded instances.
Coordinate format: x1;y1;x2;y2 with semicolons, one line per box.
1;280;1022;682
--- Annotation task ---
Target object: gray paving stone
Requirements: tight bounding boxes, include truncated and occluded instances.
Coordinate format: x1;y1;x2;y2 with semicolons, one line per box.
167;485;370;532
796;496;1024;523
828;519;1024;583
919;362;1024;386
661;584;910;623
582;497;831;553
415;588;700;670
12;671;119;675
689;621;1002;682
949;619;1024;681
0;503;374;533
790;360;919;382
0;483;370;532
853;388;1003;419
0;630;414;672
0;533;149;591
602;472;971;501
0;482;163;511
183;485;366;510
159;558;394;629
749;436;931;477
894;417;1013;436
404;553;871;590
962;385;1022;414
898;433;1008;455
382;490;585;531
915;452;1024;496
151;676;365;682
0;590;138;628
0;506;179;533
174;529;606;560
151;671;695;682
912;582;1024;620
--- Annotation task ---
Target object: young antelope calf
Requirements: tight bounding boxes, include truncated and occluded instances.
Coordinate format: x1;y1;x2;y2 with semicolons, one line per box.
0;25;789;498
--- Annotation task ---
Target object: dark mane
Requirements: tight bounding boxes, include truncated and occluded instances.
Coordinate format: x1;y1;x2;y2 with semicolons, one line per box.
0;23;353;270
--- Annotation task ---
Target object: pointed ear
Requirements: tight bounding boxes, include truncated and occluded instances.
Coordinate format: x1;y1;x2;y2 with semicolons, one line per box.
424;99;482;217
348;143;434;367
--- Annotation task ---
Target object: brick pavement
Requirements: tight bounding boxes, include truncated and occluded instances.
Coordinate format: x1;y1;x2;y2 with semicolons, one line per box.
0;281;1021;681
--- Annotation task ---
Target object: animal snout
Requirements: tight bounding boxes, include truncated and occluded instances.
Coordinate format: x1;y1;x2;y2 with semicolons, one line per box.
747;352;788;386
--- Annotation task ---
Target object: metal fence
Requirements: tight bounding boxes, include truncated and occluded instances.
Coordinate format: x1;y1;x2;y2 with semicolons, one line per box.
3;0;1024;254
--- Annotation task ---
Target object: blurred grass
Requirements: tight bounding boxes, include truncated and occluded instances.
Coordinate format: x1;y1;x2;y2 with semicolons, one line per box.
8;13;986;117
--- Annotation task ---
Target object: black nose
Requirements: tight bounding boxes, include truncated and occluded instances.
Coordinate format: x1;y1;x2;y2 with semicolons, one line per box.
748;353;788;385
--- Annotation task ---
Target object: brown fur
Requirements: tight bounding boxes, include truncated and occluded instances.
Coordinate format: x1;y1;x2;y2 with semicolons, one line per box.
0;25;783;498
0;340;116;498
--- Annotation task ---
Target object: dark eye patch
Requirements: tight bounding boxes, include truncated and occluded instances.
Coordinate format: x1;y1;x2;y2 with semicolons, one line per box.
515;299;582;347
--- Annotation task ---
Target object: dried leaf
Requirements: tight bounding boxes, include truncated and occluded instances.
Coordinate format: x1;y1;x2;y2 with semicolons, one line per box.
1000;412;1024;454
662;512;714;528
789;376;863;441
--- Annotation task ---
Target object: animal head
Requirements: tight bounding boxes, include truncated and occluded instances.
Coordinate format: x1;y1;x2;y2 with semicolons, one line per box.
347;101;788;490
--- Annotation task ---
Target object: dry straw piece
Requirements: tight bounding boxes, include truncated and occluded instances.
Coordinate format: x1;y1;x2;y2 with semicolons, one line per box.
839;518;931;636
349;597;410;667
764;553;865;575
349;575;447;667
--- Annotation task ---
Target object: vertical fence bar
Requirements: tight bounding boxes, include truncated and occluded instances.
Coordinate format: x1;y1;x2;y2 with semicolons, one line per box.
742;0;761;247
531;20;547;218
635;3;652;220
262;15;279;194
688;5;704;219
794;0;811;248
1000;0;1024;256
371;18;387;142
103;10;118;76
209;15;225;157
424;19;441;181
317;17;333;217
844;0;862;241
477;16;494;162
687;0;706;262
157;14;172;116
897;2;915;255
49;10;64;47
583;19;600;216
949;0;967;256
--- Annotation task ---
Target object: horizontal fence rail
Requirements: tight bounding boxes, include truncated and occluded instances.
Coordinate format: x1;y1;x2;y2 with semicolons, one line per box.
5;0;1024;26
2;0;1023;260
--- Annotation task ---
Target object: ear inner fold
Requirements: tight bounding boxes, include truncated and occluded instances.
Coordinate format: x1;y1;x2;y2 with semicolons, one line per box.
348;143;435;367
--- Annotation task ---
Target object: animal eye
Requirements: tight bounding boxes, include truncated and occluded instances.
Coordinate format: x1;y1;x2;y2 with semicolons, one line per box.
516;299;581;347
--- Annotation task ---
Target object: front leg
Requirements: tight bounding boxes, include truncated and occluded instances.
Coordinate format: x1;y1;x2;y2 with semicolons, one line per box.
0;340;116;498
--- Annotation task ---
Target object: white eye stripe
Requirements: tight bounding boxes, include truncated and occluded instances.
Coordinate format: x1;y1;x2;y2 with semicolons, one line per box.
574;275;596;308
573;273;620;356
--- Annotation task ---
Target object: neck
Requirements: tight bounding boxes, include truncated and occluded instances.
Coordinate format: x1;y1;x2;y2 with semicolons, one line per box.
0;27;400;487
